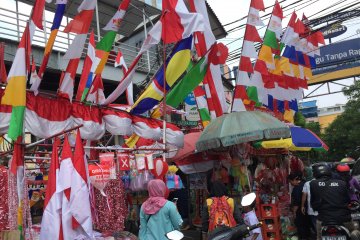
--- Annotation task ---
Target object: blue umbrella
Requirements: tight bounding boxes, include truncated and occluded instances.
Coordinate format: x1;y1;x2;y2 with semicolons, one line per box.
290;126;328;149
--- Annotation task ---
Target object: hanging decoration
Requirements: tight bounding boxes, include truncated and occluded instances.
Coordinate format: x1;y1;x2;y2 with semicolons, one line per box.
118;153;131;171
166;165;184;190
88;164;111;196
99;152;116;179
151;158;169;179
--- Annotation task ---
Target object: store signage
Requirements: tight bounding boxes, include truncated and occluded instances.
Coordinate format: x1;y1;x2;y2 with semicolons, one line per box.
309;38;360;84
314;38;360;71
184;93;200;122
174;120;199;127
322;24;347;39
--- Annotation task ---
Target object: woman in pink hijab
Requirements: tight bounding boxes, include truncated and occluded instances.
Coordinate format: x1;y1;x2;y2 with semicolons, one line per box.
139;179;183;240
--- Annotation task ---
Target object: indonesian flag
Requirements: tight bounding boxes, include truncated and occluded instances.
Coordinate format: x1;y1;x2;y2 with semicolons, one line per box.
189;0;228;117
132;116;162;140
103;0;130;31
86;74;106;104
114;51;128;71
69;130;93;238
58;135;77;240
40;138;63;240
114;50;133;105
59;0;96;100
159;0;205;44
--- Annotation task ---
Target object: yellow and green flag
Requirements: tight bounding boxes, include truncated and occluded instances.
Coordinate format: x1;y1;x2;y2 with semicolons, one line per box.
1;25;32;140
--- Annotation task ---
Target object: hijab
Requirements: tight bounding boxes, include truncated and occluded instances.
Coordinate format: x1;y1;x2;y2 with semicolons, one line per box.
142;179;168;215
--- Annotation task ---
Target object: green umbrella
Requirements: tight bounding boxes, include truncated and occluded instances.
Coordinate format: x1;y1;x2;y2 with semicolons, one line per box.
196;111;291;152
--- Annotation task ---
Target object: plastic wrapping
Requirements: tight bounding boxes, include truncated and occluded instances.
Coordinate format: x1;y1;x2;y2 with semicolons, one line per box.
0;166;9;230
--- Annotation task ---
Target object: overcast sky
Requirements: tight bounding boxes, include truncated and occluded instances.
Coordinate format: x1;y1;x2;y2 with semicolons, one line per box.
207;0;360;108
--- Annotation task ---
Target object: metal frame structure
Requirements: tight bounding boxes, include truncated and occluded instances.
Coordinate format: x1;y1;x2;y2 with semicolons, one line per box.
303;76;359;99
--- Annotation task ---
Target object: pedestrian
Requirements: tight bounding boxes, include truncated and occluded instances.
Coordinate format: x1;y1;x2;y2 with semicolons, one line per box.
201;180;244;240
301;179;318;239
139;179;183;240
242;192;263;240
288;172;311;240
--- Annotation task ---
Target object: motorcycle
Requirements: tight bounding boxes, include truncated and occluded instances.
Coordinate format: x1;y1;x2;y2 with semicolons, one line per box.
321;220;360;240
321;223;351;240
165;223;262;240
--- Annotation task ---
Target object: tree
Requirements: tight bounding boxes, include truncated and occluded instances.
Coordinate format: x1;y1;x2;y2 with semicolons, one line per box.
323;81;360;161
294;111;306;127
305;122;321;137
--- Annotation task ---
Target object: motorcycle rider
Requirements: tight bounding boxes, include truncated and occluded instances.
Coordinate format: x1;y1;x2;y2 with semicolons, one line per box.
310;163;352;236
336;164;360;202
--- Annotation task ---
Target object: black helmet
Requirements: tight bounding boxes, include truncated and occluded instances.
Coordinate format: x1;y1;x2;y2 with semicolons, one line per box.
312;163;332;179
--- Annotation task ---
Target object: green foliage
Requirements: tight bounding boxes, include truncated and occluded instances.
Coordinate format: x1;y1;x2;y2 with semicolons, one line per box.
305;122;321;137
322;81;360;161
294;112;306;127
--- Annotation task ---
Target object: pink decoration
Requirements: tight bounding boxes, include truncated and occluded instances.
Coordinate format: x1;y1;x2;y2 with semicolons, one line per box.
151;158;168;179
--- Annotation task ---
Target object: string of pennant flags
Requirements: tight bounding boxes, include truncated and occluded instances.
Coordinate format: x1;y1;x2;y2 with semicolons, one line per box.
0;0;327;239
0;0;324;142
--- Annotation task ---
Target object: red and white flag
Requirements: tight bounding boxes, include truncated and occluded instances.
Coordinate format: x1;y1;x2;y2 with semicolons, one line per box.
69;130;93;238
190;0;228;117
40;138;63;240
232;0;265;112
86;74;106;104
0;43;7;83
9;138;24;201
114;50;133;105
76;30;96;101
59;0;96;101
103;0;130;31
58;135;77;240
114;51;128;71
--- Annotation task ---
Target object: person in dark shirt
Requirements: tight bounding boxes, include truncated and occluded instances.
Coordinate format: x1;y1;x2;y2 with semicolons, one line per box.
289;172;311;240
310;164;351;225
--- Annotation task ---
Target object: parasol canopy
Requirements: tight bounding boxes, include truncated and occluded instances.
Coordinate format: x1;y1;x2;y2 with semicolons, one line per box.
196;111;291;152
259;126;329;151
290;126;328;150
171;132;201;162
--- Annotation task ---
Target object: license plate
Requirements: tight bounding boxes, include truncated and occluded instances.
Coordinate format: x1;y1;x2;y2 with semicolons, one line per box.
322;236;347;240
352;213;360;220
